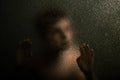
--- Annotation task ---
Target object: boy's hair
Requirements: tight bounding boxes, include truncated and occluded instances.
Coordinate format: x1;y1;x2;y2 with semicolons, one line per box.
35;8;69;39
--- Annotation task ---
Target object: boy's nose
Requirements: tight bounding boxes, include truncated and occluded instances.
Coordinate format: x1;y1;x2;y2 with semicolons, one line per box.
60;31;67;40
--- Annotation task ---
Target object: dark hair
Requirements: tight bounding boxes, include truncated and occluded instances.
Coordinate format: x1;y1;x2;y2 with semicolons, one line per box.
35;8;70;39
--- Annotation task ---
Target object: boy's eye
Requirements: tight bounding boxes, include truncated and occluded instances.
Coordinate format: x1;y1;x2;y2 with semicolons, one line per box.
51;28;60;34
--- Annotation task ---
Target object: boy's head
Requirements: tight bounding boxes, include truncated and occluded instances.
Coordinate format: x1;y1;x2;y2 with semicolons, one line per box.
36;9;73;50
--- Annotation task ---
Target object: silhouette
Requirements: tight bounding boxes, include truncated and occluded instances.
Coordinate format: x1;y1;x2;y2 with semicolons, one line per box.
16;9;96;80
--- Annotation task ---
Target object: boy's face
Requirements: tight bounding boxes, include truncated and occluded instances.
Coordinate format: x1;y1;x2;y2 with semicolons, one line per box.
46;18;73;50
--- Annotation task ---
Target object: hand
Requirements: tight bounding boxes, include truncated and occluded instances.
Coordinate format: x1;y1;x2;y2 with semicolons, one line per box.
16;39;32;65
77;43;94;74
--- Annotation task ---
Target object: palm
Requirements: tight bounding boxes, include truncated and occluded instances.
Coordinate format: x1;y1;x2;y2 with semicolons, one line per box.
16;39;32;65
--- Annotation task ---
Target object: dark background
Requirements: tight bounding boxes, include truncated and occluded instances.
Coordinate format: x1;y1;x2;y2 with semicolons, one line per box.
1;0;120;80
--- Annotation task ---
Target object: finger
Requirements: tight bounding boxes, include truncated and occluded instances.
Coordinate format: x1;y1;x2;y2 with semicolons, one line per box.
90;48;94;57
79;44;85;55
23;38;32;44
21;39;32;49
82;43;90;54
17;39;32;52
82;43;94;59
